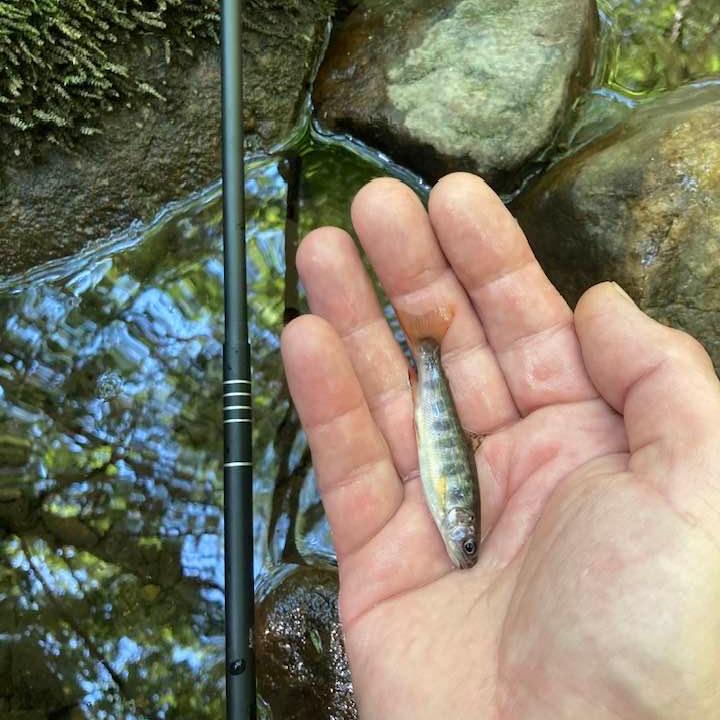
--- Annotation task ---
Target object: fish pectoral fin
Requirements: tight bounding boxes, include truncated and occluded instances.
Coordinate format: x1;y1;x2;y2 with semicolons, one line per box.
409;367;422;447
465;429;486;454
408;366;418;405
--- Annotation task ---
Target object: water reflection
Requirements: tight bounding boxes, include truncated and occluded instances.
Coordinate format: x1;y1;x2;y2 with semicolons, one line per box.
0;141;408;718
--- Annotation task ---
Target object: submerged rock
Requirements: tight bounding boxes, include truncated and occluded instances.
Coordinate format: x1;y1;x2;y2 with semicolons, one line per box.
256;565;356;720
512;84;720;370
0;2;334;277
603;0;720;96
314;0;599;190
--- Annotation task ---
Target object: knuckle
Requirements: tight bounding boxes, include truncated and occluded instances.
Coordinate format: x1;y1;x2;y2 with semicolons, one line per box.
666;327;714;371
574;282;613;319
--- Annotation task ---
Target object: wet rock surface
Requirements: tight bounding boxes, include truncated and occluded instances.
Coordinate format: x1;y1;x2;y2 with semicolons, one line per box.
256;565;357;720
0;1;333;277
513;84;720;370
314;0;598;190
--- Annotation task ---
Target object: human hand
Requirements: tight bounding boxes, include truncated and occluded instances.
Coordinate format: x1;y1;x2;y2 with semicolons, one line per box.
280;174;720;719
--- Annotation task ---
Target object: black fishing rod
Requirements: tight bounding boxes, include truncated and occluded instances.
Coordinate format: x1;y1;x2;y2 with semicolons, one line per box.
221;0;256;718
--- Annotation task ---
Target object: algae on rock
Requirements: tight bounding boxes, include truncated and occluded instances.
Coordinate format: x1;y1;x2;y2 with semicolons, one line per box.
0;0;339;154
599;0;720;95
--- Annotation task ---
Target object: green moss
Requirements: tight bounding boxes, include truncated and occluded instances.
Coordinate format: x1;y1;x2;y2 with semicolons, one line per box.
0;0;340;155
0;0;221;153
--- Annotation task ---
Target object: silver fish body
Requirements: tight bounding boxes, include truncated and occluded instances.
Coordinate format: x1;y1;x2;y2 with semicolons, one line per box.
414;338;479;569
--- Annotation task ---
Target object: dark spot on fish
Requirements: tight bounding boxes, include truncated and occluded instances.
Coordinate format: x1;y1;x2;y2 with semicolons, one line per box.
436;436;457;449
432;419;454;433
442;462;466;477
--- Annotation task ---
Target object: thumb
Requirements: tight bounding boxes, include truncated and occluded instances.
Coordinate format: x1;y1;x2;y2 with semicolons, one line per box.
574;282;720;468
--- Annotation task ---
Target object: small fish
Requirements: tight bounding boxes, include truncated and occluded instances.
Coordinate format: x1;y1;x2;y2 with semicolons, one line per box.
400;308;480;570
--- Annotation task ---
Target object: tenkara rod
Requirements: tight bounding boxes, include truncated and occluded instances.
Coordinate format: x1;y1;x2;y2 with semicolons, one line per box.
221;0;256;718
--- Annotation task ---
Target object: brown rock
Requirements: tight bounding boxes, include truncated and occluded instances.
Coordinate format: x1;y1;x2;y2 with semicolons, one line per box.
256;565;356;720
512;84;720;370
0;2;333;277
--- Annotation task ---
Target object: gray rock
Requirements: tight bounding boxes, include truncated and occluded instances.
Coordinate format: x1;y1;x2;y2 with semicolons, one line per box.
256;565;357;720
512;84;720;371
0;2;333;277
314;0;599;190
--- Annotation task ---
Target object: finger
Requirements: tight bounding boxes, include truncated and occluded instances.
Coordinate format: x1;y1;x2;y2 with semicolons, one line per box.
297;227;416;479
351;178;519;435
575;283;720;535
575;282;719;450
428;173;597;415
281;315;403;560
290;220;521;571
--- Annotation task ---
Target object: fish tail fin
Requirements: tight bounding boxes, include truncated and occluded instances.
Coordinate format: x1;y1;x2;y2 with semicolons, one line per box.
397;306;454;353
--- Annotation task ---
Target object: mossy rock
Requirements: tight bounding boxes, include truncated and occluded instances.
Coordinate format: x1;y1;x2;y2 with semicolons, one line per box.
0;0;220;154
0;0;336;276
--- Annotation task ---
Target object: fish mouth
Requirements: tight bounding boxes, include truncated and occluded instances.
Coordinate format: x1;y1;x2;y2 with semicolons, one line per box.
455;551;478;570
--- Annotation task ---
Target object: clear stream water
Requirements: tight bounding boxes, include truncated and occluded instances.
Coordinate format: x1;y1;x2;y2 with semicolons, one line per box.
0;2;717;718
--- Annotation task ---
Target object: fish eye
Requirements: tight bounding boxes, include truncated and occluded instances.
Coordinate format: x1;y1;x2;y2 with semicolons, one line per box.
463;539;477;557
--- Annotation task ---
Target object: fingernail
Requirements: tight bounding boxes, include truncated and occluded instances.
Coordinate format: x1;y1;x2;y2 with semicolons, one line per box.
611;282;635;304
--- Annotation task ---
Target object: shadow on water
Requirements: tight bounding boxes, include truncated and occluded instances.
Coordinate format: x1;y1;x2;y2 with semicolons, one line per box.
0;1;718;717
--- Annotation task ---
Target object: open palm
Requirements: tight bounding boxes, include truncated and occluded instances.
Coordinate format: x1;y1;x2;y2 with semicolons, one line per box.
281;174;720;720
